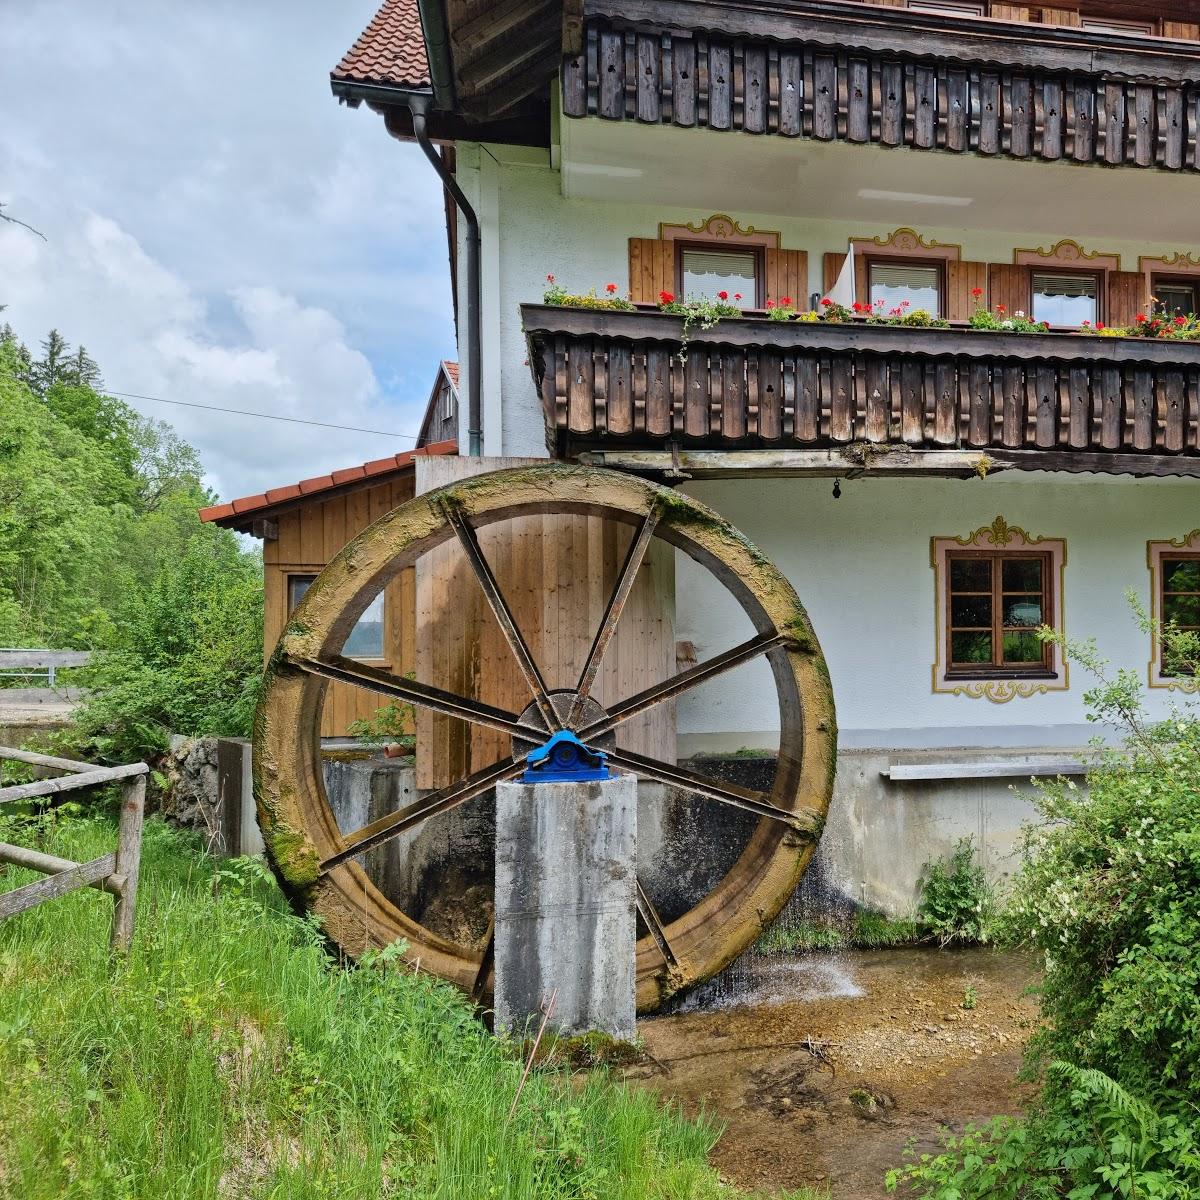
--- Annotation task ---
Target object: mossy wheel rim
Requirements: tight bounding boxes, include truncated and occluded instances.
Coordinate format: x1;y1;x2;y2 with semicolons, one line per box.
254;465;836;1011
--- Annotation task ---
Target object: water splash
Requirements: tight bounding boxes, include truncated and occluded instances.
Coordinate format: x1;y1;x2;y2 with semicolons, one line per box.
667;952;865;1013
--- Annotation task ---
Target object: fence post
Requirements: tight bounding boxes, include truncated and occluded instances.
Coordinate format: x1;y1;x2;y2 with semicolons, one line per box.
111;775;146;953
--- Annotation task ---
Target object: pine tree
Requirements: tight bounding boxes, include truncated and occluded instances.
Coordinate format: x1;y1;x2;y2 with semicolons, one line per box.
29;329;70;396
65;345;102;390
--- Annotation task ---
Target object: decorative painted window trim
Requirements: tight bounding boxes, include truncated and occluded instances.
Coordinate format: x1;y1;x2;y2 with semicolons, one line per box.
1013;238;1121;272
1147;529;1200;691
658;214;780;249
1139;252;1200;302
850;226;961;263
930;516;1068;703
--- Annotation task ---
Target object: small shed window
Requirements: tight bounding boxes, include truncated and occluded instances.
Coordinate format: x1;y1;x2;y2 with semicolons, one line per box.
945;552;1053;674
678;247;759;304
288;574;385;660
868;262;942;316
1031;272;1099;327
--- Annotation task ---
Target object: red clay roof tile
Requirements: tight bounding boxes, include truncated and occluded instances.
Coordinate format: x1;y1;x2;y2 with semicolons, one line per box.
199;440;457;530
332;0;430;90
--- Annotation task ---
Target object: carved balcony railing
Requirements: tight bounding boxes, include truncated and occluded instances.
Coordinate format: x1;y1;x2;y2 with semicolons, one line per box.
522;304;1200;475
562;1;1200;171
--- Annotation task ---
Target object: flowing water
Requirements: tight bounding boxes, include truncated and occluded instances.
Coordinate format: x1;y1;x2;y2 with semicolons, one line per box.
628;947;1040;1199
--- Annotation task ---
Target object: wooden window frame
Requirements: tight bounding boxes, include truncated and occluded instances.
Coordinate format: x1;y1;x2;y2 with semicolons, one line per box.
1029;267;1105;327
1148;532;1200;690
1079;16;1157;36
286;570;389;666
931;518;1067;702
907;0;986;14
865;255;947;317
674;240;765;307
944;550;1055;678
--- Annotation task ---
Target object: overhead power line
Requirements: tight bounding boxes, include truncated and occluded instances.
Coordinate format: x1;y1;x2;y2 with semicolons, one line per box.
104;389;420;440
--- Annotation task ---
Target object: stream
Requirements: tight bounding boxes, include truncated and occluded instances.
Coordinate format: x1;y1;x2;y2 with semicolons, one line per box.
626;948;1040;1198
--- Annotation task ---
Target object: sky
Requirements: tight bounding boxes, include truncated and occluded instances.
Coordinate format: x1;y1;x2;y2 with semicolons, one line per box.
0;0;456;501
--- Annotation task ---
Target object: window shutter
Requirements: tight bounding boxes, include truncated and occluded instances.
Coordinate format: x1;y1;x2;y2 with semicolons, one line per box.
947;261;988;321
823;251;846;297
765;249;808;307
1164;22;1200;39
628;238;674;302
990;4;1032;19
1039;7;1080;26
988;264;1030;315
1108;271;1148;327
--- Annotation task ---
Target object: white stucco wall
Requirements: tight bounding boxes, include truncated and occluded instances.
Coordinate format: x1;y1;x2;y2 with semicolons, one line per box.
673;472;1198;750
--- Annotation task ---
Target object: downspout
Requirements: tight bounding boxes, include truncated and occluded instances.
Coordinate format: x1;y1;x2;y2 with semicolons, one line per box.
411;100;482;456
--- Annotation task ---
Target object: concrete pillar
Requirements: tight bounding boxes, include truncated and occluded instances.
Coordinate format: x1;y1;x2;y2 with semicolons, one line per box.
494;775;637;1041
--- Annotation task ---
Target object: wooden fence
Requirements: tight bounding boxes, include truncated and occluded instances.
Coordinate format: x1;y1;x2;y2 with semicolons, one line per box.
0;648;91;709
0;746;147;952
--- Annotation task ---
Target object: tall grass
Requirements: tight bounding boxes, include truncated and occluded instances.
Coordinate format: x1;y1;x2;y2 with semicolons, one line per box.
0;814;731;1199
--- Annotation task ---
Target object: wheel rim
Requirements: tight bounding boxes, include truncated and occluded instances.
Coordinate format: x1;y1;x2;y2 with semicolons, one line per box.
254;464;836;1011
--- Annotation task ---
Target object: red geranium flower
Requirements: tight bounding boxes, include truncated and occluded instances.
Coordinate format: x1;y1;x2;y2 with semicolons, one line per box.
605;282;617;294
734;292;743;301
820;297;832;307
1176;315;1187;326
765;299;776;309
717;290;728;301
1096;323;1105;331
546;273;555;283
781;296;792;306
997;304;1007;314
659;290;674;304
971;287;983;298
1136;313;1147;323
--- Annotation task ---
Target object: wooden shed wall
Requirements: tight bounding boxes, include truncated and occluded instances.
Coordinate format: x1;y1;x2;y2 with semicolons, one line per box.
263;475;417;738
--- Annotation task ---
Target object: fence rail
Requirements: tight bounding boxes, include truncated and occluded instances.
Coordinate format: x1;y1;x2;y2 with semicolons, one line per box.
0;648;91;692
0;745;147;951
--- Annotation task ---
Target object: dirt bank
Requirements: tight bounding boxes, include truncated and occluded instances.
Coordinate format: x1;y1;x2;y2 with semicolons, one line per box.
626;948;1040;1198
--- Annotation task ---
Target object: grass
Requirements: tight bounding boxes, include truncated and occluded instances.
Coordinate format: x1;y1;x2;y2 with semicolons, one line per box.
0;809;767;1200
754;910;922;956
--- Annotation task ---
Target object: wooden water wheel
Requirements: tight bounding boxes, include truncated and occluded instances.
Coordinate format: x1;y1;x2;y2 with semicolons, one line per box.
254;465;835;1011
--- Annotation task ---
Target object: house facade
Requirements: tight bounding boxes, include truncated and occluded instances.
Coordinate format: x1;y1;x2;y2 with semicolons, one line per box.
327;0;1200;911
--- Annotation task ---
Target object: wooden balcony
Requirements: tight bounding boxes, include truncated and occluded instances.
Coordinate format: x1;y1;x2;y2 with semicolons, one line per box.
562;1;1200;172
522;303;1200;476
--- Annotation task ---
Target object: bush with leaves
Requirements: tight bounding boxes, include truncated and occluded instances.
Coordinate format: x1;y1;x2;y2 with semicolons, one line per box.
889;604;1200;1199
916;837;994;946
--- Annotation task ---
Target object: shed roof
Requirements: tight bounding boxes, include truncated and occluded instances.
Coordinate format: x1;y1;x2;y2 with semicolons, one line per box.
331;0;430;90
199;439;457;532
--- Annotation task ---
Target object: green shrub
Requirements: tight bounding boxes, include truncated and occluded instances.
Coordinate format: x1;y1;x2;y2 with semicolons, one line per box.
889;607;1200;1198
916;838;994;946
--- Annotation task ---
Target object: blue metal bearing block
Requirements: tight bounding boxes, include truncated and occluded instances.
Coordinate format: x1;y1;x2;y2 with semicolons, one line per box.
522;730;611;783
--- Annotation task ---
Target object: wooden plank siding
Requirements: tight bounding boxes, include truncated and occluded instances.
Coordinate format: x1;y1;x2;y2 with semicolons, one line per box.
524;303;1200;461
263;475;418;738
562;12;1200;173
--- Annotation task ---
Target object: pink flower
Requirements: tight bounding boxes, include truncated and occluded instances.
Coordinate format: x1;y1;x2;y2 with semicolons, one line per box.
733;292;743;302
765;299;776;309
546;273;555;283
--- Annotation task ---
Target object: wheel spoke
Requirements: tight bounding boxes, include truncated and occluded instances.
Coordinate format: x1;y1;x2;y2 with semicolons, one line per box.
471;919;495;1003
287;654;545;742
636;878;679;970
576;632;787;742
566;512;659;728
606;748;820;838
442;502;560;732
321;757;525;871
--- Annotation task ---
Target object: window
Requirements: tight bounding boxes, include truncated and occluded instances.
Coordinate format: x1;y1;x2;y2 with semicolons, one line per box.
868;261;942;317
932;518;1067;701
1031;271;1099;327
946;553;1052;674
1080;18;1156;37
288;573;386;660
1154;279;1198;318
1159;557;1200;674
908;0;986;13
678;246;759;304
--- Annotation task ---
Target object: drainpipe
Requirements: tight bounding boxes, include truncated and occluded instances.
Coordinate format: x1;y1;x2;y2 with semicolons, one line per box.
411;100;482;456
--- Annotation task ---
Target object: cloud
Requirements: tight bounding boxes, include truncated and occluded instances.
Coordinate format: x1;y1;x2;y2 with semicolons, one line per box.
0;0;456;501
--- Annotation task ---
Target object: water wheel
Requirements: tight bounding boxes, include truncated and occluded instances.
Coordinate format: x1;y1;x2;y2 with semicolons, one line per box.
254;465;835;1011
